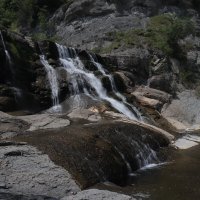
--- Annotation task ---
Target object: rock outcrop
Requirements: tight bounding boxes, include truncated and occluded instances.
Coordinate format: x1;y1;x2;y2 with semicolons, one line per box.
50;0;200;51
1;1;200;199
0;142;80;199
0;110;173;190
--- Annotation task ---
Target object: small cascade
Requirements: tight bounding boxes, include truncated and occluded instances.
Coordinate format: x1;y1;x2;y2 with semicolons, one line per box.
0;31;13;73
40;55;61;112
0;31;23;107
132;140;159;169
113;146;133;175
88;53;142;120
56;43;138;120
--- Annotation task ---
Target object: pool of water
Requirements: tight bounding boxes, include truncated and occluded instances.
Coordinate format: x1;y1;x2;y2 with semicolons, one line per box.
96;142;200;200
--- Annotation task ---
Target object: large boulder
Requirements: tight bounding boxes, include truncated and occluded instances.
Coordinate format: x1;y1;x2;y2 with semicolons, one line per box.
49;0;198;51
162;90;200;132
0;143;79;198
15;112;173;189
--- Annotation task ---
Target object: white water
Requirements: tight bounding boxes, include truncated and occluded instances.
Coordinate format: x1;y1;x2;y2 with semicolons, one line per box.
0;31;13;71
56;44;137;120
88;53;142;120
131;139;159;169
114;146;133;175
40;55;61;112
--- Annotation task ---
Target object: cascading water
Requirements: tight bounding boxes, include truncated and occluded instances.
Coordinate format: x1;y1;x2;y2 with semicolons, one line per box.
40;55;61;112
0;31;23;106
88;53;143;120
132;140;159;170
56;43;138;120
55;44;162;172
0;31;13;74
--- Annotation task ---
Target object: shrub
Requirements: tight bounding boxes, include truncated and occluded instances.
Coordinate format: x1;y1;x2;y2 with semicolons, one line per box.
98;14;195;55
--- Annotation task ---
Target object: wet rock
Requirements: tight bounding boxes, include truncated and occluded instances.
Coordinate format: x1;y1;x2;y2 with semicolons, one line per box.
113;72;134;93
112;73;126;93
18;117;173;189
0;96;16;112
101;76;112;92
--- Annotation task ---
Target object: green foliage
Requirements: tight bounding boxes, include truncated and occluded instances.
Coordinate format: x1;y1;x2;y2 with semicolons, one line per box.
180;70;195;85
0;0;74;33
9;43;20;58
147;14;194;55
98;14;194;55
32;33;61;42
0;0;35;30
0;0;17;28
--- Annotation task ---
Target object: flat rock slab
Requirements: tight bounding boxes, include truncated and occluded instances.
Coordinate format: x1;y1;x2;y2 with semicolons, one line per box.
0;111;71;136
67;108;101;122
18;114;70;131
61;189;135;200
0;144;80;198
174;135;200;149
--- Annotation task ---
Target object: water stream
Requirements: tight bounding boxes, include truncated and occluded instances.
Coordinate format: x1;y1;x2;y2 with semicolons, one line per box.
88;53;143;120
95;135;200;200
56;43;140;120
40;55;61;112
0;31;13;74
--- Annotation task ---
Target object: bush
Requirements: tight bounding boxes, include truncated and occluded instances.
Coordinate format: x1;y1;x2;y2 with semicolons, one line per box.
0;0;74;33
98;14;195;55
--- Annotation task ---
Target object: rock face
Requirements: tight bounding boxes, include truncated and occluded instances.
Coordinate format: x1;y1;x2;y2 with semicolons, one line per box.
162;90;200;132
0;142;80;199
50;0;199;50
0;31;70;112
1;1;200;199
0;109;173;197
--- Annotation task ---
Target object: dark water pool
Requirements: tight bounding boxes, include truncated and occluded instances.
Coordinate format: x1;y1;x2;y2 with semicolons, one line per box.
96;144;200;200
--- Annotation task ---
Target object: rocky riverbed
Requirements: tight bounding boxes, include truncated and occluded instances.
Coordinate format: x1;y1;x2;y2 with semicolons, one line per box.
1;1;200;199
0;108;174;199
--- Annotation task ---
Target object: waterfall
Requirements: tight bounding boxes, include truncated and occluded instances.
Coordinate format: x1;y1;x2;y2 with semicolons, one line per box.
0;31;23;105
133;140;159;169
56;44;138;120
0;31;13;73
40;55;61;112
88;53;143;120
